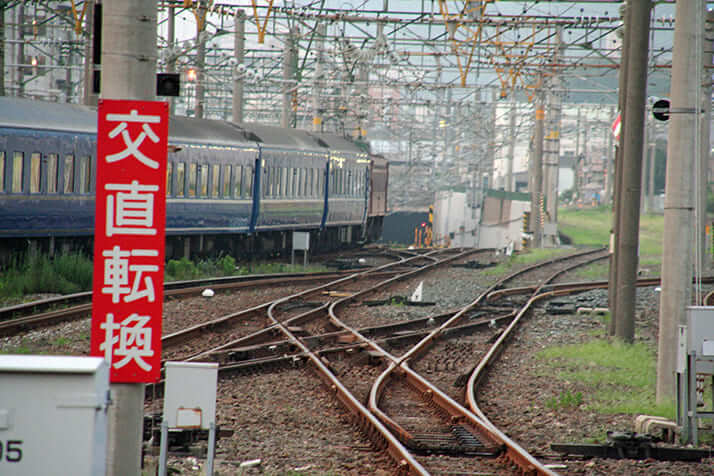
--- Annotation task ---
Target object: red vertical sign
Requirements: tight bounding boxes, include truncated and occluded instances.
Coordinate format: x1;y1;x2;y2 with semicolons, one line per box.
91;99;168;383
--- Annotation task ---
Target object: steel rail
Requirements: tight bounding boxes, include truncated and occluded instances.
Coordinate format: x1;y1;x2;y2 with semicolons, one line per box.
258;248;476;475
462;252;612;471
358;248;608;475
262;251;462;476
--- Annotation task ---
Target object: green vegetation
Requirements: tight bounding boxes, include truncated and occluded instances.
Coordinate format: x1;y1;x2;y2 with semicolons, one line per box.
573;261;609;281
558;206;664;263
482;247;573;276
164;255;329;281
546;390;583;410
0;252;330;301
537;338;675;419
0;253;93;299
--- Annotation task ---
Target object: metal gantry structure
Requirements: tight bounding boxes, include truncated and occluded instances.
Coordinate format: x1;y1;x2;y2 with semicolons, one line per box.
1;1;681;210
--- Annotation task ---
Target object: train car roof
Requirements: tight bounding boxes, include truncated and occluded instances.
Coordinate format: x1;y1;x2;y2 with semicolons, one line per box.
313;132;367;155
0;97;353;153
0;96;97;133
235;122;329;151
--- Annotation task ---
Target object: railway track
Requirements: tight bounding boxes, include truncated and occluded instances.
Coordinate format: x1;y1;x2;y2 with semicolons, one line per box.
6;247;710;474
0;250;404;336
150;248;610;475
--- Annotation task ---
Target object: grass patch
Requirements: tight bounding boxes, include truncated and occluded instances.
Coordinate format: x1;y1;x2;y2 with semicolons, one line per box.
573;262;609;281
482;248;572;276
0;252;331;301
537;338;675;419
0;253;93;299
558;206;663;265
164;255;329;282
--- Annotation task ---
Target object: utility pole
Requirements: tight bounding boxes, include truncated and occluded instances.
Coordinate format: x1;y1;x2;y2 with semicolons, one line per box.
506;94;516;192
166;6;175;115
605;106;615;205
609;2;631;336
531;83;545;248
1;2;5;96
281;27;297;128
83;0;99;106
195;10;206;118
698;9;713;275
311;22;326;132
544;86;562;231
232;9;245;123
657;0;703;403
101;1;158;474
614;0;650;343
15;3;23;97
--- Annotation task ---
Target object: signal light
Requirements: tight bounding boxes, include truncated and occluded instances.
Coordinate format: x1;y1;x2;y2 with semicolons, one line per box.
157;73;180;97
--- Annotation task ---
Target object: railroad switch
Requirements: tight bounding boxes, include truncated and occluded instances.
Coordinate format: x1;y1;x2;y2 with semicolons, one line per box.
551;431;713;462
545;300;576;315
407;425;502;457
143;414;233;455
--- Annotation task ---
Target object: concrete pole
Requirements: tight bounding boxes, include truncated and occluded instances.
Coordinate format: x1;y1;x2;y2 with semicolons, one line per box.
167;6;176;115
605;106;615;205
647;129;656;212
83;0;99;106
609;3;631;336
698;10;713;275
614;0;650;343
575;107;581;157
281;28;297;128
232;9;245;123
657;0;702;403
312;22;326;132
195;20;206;118
506;94;516;192
641;111;649;213
532;87;545;248
15;3;23;97
101;2;157;475
0;4;5;97
544;85;562;227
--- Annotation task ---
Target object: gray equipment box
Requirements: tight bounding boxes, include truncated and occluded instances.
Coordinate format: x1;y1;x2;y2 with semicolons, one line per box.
0;355;110;476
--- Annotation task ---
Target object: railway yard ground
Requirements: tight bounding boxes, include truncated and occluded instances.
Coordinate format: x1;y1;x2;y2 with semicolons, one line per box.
1;246;713;475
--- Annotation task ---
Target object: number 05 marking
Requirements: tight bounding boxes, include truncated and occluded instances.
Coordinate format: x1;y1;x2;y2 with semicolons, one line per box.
0;440;23;462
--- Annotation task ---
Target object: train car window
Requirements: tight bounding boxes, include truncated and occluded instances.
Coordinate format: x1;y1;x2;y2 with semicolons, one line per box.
291;168;298;197
223;165;231;198
47;154;58;193
188;163;197;197
12;152;24;193
176;162;185;197
273;167;279;197
210;164;219;197
298;168;304;197
0;152;4;192
30;153;41;193
234;165;242;197
281;167;288;197
200;165;208;197
244;166;253;197
166;162;173;196
78;156;91;193
263;167;269;198
63;155;74;193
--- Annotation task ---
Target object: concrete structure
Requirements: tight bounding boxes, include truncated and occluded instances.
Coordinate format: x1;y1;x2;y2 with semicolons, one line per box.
477;190;530;251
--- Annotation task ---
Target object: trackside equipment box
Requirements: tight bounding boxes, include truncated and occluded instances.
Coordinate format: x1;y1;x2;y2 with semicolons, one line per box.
0;355;110;476
164;361;218;429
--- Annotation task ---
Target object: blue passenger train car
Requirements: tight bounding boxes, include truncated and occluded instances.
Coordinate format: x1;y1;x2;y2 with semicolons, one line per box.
0;97;387;261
